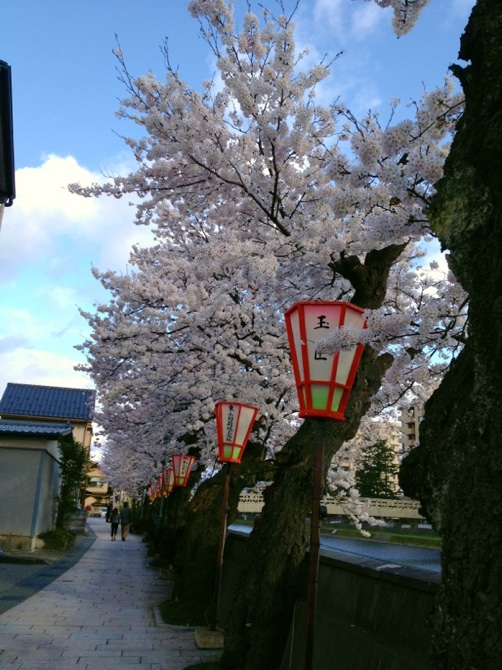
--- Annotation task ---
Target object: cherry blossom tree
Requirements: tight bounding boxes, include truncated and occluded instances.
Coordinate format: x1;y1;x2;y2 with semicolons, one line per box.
71;1;469;666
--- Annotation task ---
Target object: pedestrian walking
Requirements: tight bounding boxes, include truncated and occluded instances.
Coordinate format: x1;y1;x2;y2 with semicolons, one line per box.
110;507;120;540
119;501;132;541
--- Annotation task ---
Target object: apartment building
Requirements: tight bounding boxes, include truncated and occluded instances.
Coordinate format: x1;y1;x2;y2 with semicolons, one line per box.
400;404;425;455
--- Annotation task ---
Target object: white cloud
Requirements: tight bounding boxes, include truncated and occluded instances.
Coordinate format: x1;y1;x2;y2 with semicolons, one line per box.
351;2;384;37
14;155;100;222
0;301;94;396
0;346;92;395
43;284;81;312
292;0;388;116
313;0;345;37
311;0;386;43
0;153;157;398
0;154;156;282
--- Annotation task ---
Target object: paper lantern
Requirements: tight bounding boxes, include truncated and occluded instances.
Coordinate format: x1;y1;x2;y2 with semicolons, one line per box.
215;401;259;464
163;467;174;495
171;454;196;487
284;301;366;421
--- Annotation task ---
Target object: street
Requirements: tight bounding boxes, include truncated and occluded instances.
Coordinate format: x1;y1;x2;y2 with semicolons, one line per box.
320;535;441;574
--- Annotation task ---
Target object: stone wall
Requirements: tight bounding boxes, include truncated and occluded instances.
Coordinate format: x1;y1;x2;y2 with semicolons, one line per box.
65;510;88;534
221;531;439;670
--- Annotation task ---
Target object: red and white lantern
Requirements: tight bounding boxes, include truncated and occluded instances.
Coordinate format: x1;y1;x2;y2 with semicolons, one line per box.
163;467;175;495
171;454;196;487
215;401;259;464
284;301;366;421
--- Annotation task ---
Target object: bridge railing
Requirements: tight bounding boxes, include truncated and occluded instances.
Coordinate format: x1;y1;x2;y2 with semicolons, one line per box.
238;492;425;519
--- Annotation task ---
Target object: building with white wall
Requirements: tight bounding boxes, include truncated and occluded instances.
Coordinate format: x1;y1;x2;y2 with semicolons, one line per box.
0;420;72;550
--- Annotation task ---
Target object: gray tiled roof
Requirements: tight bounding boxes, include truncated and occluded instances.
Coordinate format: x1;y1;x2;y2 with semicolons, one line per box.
0;383;95;421
0;420;73;437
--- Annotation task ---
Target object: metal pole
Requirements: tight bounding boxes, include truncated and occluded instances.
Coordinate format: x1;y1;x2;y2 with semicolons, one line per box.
211;462;231;630
305;423;325;670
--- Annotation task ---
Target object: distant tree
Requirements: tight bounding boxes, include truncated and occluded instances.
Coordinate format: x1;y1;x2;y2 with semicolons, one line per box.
56;435;91;528
355;439;399;499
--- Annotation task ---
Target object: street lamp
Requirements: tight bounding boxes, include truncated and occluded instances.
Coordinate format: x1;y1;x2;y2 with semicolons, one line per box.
284;301;366;670
211;400;259;630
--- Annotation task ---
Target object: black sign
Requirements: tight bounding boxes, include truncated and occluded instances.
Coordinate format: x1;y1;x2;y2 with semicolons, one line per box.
0;60;15;206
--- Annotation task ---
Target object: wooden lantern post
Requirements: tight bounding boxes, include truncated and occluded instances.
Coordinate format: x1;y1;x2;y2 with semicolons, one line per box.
211;401;259;630
284;301;366;670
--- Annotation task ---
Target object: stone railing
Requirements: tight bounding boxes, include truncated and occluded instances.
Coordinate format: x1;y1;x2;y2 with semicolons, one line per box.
238;492;425;519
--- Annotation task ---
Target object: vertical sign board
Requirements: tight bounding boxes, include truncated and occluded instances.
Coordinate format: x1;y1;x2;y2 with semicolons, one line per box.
0;60;15;206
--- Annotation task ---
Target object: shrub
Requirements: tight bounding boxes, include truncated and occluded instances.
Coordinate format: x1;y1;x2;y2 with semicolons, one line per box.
38;529;76;552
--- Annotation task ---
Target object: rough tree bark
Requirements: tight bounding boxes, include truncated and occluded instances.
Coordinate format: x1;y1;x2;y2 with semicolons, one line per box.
400;1;502;667
221;245;399;670
172;440;273;616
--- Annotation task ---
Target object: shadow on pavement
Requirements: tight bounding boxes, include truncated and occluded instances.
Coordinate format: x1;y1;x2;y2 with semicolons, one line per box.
0;526;97;615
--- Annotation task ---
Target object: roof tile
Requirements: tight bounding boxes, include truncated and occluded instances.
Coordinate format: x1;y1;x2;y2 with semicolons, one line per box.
0;419;73;437
0;383;96;421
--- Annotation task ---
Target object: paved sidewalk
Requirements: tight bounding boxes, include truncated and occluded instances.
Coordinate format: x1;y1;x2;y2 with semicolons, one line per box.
0;518;221;669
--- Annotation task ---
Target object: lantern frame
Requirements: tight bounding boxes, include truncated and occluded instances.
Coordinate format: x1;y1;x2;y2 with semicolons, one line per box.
284;300;366;421
171;454;196;487
215;400;259;464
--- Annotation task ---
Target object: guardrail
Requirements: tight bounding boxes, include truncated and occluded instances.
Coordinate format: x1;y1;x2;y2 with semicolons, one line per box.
238;492;425;519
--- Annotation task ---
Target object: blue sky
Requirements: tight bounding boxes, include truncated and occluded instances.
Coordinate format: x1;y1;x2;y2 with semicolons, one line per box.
0;0;475;400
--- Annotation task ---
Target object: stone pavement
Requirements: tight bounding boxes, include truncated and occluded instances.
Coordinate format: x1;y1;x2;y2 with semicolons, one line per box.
0;517;221;669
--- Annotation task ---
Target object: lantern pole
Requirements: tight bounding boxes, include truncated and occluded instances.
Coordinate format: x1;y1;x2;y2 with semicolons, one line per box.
210;401;258;631
211;462;231;631
305;422;325;670
156;463;166;535
284;301;367;670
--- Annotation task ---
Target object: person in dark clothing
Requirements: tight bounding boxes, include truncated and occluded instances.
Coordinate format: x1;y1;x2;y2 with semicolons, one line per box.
119;502;132;541
105;502;113;523
110;507;120;540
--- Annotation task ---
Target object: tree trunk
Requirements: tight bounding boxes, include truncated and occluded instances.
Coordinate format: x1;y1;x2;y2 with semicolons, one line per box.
222;347;393;669
172;441;272;617
400;1;502;667
218;242;401;669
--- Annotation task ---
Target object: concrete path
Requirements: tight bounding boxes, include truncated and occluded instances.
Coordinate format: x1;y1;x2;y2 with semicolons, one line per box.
0;518;220;669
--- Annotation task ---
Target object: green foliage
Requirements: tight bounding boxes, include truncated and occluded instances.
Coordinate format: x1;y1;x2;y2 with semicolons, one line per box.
355;439;400;499
38;528;76;551
56;435;91;528
159;597;210;627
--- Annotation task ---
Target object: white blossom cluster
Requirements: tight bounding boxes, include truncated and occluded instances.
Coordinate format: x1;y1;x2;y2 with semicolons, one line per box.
371;0;431;35
71;0;467;501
